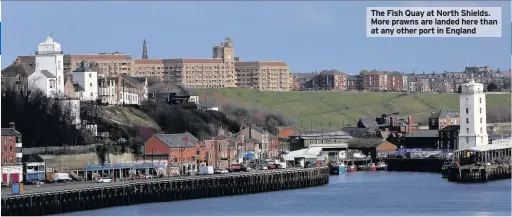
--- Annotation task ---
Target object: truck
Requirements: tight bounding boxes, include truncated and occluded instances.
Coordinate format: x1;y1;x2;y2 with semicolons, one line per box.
197;166;214;175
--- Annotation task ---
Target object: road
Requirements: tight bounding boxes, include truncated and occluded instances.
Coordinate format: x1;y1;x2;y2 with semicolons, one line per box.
1;168;304;197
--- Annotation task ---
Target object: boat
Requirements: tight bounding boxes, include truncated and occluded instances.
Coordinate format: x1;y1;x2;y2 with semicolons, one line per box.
369;163;377;171
329;162;346;175
376;161;388;171
347;164;357;172
441;161;453;178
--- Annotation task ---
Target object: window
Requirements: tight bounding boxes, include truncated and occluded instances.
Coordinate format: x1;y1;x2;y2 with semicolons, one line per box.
466;108;469;114
481;137;484;143
89;73;92;78
480;118;482;123
9;156;13;163
90;83;92;87
466;137;469;143
480;108;482;113
466;118;469;124
479;98;482;103
90;93;93;97
466;128;469;134
480;127;483;133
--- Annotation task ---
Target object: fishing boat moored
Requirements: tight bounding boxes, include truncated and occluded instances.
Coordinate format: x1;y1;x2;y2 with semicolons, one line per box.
376;161;387;171
369;163;377;171
347;164;357;172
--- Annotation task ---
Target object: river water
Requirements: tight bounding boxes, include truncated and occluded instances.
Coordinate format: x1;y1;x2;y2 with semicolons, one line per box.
63;172;511;216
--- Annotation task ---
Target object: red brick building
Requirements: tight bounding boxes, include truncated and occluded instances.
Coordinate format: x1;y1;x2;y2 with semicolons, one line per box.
360;70;388;91
144;132;209;174
203;135;237;169
387;72;407;92
346;75;362;91
1;123;24;185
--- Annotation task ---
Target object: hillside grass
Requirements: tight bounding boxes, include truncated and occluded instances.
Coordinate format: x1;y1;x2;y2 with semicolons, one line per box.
193;88;512;130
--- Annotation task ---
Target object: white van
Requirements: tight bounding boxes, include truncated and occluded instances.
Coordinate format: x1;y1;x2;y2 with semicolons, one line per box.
198;166;214;175
53;173;72;183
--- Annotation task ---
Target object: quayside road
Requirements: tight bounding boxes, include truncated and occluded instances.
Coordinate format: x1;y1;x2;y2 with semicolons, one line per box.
1;168;301;197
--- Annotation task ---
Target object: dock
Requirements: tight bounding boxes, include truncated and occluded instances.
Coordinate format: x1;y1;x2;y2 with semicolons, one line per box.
447;164;511;183
1;167;329;216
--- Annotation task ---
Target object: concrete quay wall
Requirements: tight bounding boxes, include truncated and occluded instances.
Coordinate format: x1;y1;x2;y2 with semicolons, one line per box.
1;167;329;216
386;158;445;173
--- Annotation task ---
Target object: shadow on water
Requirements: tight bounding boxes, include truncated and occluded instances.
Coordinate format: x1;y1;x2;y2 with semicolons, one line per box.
60;172;511;216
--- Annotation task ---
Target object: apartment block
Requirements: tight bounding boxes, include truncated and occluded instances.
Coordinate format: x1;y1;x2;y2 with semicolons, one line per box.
235;61;290;91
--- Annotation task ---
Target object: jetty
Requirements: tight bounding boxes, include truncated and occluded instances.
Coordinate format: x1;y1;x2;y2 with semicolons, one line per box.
447;142;511;183
1;167;329;216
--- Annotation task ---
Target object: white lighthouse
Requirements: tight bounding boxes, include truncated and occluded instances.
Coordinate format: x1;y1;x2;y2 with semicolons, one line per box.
458;77;489;150
35;35;64;95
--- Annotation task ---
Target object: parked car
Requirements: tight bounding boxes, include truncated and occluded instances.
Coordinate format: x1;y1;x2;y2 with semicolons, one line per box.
229;164;248;172
96;176;112;183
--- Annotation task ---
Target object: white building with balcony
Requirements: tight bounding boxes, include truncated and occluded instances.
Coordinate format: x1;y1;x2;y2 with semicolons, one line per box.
35;36;64;95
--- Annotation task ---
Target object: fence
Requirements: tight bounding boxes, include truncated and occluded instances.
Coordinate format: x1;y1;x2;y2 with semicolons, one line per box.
22;144;100;155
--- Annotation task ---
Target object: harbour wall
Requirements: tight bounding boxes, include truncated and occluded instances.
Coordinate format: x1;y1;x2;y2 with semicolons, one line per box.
385;158;445;173
1;167;329;216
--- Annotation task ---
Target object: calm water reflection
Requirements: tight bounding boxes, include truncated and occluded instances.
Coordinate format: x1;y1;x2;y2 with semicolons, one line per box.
63;172;511;216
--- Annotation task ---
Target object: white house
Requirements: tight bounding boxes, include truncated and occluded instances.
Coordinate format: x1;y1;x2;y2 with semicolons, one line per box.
98;77;118;105
28;70;57;97
35;36;64;95
189;96;199;105
458;77;489;150
72;60;98;101
119;82;140;105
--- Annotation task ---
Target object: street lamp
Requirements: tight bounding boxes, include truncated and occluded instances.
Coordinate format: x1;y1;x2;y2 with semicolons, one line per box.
151;148;156;176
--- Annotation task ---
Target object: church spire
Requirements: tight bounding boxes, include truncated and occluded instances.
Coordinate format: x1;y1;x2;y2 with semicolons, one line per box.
142;39;148;59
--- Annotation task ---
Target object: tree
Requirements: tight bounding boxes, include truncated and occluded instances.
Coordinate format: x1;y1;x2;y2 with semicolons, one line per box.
95;144;109;175
487;82;499;92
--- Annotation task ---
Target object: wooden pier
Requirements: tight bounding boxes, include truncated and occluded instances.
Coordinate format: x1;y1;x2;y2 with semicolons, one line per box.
447;164;511;183
1;167;329;216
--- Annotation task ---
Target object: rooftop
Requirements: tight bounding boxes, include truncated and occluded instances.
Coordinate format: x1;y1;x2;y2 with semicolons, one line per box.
346;138;390;148
1;59;35;78
39;70;56;78
429;110;459;119
154;132;200;148
440;125;460;132
1;128;21;136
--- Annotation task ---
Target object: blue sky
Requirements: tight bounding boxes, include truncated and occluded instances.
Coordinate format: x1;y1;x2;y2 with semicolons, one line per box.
2;1;510;74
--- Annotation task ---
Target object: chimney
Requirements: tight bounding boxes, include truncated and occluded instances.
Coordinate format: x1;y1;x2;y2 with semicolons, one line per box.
9;122;15;130
14;58;21;64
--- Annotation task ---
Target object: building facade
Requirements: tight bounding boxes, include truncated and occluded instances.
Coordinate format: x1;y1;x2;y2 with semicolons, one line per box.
28;70;57;97
72;60;98;101
458;78;489;150
235;61;290;91
35;36;65;95
1;123;24;185
428;110;460;130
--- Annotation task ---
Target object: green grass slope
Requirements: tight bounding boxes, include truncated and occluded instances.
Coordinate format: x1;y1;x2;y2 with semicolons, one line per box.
193;88;511;130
